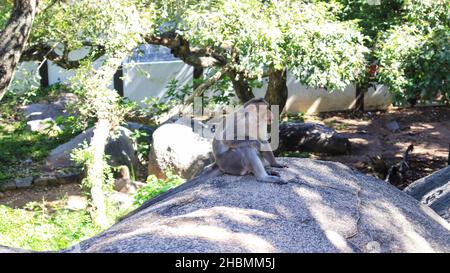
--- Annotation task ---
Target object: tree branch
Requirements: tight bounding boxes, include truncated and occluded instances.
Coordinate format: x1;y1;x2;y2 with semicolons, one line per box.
20;42;106;69
184;63;232;104
144;31;227;68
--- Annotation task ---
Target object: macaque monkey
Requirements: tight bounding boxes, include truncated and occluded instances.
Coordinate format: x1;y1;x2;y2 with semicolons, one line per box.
212;97;287;183
119;98;286;221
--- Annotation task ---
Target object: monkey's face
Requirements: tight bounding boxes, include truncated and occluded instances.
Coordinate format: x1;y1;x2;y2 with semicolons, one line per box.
245;102;273;124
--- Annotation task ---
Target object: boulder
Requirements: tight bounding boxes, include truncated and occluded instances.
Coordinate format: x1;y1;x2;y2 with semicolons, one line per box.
22;93;77;133
404;166;450;221
63;158;450;253
23;103;68;133
45;126;139;172
0;181;17;192
123;122;155;136
14;177;33;189
278;122;351;155
148;122;214;180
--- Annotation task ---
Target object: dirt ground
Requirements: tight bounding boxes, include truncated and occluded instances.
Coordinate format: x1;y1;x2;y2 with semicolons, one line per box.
306;105;450;189
0;183;83;209
2;105;449;209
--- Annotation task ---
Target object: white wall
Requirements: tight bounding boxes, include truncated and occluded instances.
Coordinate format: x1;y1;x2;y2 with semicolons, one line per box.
123;60;193;106
253;71;391;113
12;56;392;113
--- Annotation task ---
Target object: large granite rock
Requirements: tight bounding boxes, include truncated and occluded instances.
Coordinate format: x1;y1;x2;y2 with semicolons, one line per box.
404;166;450;221
45;126;139;172
64;158;450;253
148;122;214;180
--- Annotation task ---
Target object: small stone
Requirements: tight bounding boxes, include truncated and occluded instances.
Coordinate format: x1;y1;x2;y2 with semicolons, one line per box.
0;192;4;198
108;192;134;211
15;177;33;189
66;196;88;211
386;120;400;133
366;241;381;253
33;176;58;187
0;181;16;191
22;159;33;165
56;173;82;184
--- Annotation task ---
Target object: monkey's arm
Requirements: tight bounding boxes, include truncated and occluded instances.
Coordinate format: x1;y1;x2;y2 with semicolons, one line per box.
260;141;287;168
222;139;261;150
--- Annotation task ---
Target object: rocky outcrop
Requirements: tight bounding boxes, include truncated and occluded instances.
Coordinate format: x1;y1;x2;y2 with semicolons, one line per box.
63;158;450;253
404;166;450;221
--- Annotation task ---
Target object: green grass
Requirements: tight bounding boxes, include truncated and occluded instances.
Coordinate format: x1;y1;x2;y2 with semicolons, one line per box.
279;151;311;158
0;85;103;251
0;85;80;182
324;120;348;131
133;171;185;206
0;204;101;251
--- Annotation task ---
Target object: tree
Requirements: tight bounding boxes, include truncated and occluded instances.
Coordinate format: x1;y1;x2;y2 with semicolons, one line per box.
145;0;368;111
2;0;155;227
336;0;450;107
375;0;449;105
0;0;37;100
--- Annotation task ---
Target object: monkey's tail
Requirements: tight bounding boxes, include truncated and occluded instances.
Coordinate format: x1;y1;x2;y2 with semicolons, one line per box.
118;164;221;222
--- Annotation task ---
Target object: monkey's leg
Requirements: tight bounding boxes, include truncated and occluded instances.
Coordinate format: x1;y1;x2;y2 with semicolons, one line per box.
243;148;287;184
265;169;281;176
259;141;288;168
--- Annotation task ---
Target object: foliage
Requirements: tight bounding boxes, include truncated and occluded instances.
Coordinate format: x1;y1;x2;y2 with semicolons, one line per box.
0;203;100;251
0;0;12;29
278;150;311;158
375;1;450;104
130;129;151;164
30;0;155;56
133;170;185;206
156;0;369;91
336;0;450;104
0;86;81;182
281;112;305;123
70;143;114;191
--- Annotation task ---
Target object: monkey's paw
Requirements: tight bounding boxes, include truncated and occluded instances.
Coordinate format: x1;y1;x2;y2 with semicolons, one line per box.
272;163;288;168
266;170;281;177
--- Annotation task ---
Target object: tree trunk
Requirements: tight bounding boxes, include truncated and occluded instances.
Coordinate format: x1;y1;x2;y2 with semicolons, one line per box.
0;0;37;100
87;119;111;228
354;83;365;112
265;67;288;112
228;70;254;103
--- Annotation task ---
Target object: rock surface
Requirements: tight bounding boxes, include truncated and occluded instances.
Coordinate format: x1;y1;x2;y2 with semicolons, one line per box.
14;177;33;189
63;158;450;253
148;122;214;179
45;126;139;172
404;166;450;221
22;93;77;133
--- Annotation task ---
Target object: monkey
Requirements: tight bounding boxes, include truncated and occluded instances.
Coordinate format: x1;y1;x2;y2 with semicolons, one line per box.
119;98;287;221
212;97;287;183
